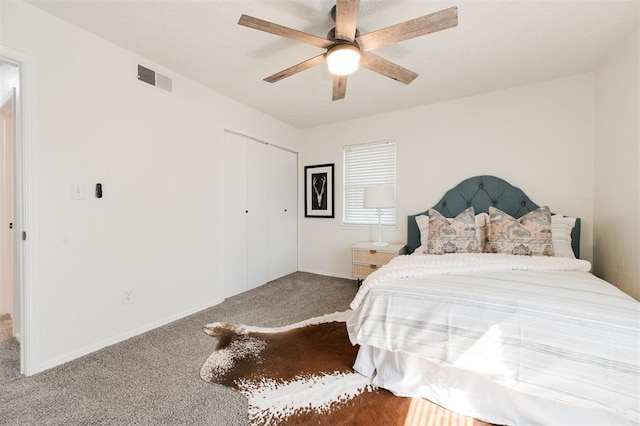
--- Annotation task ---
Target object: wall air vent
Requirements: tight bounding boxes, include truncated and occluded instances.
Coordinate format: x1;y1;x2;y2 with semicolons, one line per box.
137;65;155;85
137;64;172;92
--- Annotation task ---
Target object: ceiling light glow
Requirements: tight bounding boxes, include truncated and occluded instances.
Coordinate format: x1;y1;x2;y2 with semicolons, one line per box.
326;44;361;76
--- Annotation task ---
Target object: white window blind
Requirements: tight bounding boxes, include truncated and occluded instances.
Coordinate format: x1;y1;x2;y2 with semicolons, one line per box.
343;141;396;226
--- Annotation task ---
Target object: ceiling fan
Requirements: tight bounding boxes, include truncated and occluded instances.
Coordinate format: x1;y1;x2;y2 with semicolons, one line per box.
238;1;458;101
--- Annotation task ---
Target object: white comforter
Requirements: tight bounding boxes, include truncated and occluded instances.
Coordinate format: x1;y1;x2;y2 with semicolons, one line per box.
347;254;640;423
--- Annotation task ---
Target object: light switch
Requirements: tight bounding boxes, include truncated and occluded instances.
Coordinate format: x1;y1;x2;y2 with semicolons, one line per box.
71;183;84;200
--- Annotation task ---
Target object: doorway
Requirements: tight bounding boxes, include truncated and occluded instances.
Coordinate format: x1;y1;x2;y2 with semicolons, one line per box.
0;47;39;376
0;59;19;371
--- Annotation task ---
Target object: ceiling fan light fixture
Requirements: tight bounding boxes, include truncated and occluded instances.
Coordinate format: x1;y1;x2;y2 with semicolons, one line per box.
326;43;361;76
240;5;458;99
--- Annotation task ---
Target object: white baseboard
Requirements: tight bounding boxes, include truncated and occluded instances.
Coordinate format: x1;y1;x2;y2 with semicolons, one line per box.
39;298;224;372
298;269;354;280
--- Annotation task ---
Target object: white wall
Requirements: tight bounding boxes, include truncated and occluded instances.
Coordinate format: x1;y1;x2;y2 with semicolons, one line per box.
594;28;640;300
1;1;301;370
300;74;595;278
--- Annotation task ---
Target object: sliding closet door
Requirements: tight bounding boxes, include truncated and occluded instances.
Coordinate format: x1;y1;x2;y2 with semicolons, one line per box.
246;141;268;290
267;147;298;281
223;132;249;297
224;130;297;297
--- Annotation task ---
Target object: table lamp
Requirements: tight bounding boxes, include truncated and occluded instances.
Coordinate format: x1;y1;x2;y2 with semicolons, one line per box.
363;185;395;247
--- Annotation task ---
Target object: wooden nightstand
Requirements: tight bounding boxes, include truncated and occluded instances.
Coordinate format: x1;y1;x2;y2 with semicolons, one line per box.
352;242;407;284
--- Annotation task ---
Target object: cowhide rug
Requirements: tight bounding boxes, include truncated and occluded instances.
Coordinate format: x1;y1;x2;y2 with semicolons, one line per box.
200;311;491;426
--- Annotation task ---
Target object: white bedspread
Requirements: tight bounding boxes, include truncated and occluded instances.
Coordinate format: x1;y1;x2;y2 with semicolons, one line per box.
346;254;640;423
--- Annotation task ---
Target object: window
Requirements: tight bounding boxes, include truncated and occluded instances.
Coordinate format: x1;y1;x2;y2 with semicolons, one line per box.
343;141;396;226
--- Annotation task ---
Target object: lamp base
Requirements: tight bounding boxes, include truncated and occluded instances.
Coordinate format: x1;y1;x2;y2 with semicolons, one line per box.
371;241;389;247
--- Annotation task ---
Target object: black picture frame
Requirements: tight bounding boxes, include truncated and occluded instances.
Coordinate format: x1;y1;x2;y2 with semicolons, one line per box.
304;164;334;218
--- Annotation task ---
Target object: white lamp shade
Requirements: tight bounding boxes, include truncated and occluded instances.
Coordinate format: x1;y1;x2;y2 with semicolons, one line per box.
363;185;395;208
326;44;361;76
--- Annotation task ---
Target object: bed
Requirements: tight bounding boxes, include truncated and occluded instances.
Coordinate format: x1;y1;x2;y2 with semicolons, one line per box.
346;175;639;425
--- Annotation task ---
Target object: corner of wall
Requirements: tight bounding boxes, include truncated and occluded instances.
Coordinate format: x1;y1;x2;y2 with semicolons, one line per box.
593;26;640;300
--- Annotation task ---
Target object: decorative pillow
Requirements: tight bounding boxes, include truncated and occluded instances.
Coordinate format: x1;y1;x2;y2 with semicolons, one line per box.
486;206;554;256
426;207;481;254
414;211;488;255
552;215;576;258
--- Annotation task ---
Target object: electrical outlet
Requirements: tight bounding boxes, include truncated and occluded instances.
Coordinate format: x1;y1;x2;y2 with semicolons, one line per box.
122;289;134;305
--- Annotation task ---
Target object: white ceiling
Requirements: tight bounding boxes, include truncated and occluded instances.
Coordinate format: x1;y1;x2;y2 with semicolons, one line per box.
27;0;639;128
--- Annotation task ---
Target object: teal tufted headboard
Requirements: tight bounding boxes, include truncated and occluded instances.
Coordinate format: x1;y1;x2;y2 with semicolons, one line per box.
407;175;581;258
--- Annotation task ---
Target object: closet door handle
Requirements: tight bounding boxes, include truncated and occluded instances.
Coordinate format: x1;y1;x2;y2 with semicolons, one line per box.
245;210;248;213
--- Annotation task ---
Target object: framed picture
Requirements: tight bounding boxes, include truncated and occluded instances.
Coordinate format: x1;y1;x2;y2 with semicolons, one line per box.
305;163;334;218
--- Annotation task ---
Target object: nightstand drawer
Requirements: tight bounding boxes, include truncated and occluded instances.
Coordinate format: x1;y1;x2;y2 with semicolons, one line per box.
353;263;382;278
351;242;407;282
352;249;395;265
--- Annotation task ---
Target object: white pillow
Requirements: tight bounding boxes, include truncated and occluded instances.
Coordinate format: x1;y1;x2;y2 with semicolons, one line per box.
416;215;429;246
413;212;488;254
551;215;576;258
412;215;430;254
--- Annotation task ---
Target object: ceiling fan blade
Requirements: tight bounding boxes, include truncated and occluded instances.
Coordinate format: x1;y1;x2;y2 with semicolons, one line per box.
335;0;360;41
264;54;327;83
356;6;458;52
360;52;418;85
332;75;348;101
239;14;332;49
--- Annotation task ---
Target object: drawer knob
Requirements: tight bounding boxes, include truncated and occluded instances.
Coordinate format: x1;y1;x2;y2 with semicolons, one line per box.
370;264;378;269
369;249;377;254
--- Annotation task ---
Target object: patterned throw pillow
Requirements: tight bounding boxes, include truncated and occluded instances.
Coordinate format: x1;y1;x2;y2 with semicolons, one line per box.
486;206;554;256
414;212;488;255
426;207;481;254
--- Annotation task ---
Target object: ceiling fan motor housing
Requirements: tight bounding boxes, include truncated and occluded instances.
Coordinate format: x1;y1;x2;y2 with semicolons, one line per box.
326;27;361;44
329;4;337;22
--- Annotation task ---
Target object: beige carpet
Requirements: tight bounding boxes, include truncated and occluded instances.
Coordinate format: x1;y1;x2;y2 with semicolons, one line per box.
0;314;12;343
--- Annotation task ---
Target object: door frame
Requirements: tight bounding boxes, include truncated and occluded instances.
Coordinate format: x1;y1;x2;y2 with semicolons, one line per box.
1;89;15;323
1;46;40;376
